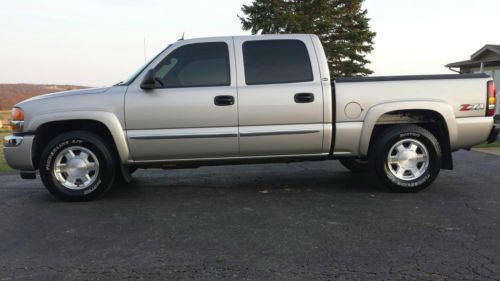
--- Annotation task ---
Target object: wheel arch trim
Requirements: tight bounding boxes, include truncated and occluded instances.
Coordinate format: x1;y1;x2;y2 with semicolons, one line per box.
27;111;130;163
359;101;457;156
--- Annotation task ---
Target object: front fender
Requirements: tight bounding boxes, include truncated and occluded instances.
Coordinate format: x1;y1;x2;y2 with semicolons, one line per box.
359;101;457;156
26;111;130;163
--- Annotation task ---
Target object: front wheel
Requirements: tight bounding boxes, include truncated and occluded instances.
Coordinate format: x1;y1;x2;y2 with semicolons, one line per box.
39;131;117;201
371;125;442;193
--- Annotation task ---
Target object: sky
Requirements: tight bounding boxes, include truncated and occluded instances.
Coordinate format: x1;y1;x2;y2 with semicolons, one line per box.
0;0;499;87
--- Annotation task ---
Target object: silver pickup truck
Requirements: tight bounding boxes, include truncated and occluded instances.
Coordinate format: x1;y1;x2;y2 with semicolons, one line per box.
4;34;499;201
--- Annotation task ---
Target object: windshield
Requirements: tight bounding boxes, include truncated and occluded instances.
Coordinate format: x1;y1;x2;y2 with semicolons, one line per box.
119;44;172;86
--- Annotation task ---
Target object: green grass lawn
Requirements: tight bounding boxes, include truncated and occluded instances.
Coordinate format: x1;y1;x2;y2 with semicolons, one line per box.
0;130;14;173
1;109;13;172
475;141;500;148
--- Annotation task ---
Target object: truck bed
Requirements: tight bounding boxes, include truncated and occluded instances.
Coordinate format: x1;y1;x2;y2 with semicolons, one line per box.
336;73;489;83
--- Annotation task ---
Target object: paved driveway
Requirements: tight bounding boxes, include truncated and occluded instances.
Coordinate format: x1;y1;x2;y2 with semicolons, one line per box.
0;151;499;280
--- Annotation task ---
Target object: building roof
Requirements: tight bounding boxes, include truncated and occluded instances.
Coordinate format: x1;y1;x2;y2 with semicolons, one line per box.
471;44;500;60
446;59;500;68
446;44;500;68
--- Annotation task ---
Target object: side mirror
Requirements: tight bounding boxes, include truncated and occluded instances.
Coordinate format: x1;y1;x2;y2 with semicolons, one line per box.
140;69;156;90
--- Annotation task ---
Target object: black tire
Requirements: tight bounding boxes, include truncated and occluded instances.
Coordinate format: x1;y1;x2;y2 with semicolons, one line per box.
339;158;372;173
39;131;116;201
371;125;442;193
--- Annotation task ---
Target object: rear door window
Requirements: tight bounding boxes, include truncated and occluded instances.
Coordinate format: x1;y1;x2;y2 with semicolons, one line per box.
242;40;313;85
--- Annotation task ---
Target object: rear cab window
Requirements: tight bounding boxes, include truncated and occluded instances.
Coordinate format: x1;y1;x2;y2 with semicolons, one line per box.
242;40;314;85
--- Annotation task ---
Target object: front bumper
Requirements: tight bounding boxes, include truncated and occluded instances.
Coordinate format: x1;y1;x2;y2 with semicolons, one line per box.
3;134;35;171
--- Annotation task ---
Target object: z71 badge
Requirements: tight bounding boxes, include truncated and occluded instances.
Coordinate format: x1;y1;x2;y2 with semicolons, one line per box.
460;104;485;111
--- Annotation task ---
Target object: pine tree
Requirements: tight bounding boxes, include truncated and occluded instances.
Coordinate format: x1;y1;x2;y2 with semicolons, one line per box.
239;0;376;78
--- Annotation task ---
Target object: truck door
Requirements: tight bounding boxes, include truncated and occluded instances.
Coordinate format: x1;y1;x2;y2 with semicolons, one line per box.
124;38;239;161
233;36;325;156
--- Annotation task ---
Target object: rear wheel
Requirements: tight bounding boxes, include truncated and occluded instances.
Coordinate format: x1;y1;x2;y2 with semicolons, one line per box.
39;131;116;201
339;158;371;173
371;125;442;192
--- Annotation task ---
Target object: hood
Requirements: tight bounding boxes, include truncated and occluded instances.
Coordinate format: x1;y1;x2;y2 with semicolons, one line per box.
21;87;111;103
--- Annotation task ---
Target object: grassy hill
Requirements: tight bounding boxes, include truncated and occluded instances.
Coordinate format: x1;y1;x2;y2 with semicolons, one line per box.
0;84;89;110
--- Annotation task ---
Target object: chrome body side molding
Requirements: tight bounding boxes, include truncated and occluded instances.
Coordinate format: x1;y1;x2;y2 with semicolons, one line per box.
239;129;320;137
130;133;238;140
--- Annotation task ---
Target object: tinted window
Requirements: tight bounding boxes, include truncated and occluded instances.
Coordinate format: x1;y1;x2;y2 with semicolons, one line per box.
154;42;230;88
243;40;313;85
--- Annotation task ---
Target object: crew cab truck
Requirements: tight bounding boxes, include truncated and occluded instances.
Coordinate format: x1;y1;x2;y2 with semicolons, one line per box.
4;34;499;201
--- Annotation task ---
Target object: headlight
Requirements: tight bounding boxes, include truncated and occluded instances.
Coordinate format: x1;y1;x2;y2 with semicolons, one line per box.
10;107;25;133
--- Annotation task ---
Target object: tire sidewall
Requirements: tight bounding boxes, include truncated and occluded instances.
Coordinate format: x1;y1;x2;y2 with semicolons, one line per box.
374;128;441;191
40;133;115;201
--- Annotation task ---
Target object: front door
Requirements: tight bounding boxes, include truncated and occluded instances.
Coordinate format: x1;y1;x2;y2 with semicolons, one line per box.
125;39;238;161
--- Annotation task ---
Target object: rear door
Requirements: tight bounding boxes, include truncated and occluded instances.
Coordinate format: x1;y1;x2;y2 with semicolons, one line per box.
233;36;325;156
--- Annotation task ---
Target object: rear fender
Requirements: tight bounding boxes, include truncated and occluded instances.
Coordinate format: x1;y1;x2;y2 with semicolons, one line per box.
359;101;457;156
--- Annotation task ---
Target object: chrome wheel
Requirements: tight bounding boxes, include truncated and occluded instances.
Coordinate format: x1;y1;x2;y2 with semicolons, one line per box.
387;139;429;181
53;146;100;190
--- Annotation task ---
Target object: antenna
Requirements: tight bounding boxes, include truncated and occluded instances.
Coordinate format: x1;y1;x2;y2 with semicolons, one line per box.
143;37;147;63
178;32;185;41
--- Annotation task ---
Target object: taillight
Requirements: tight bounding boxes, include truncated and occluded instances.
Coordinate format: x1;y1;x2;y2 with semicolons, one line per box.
487;81;496;117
